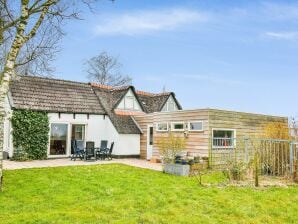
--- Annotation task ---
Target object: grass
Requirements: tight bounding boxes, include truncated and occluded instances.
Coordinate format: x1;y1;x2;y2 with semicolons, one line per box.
0;164;297;224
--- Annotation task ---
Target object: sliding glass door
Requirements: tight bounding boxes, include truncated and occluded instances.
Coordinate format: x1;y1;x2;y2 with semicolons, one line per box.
50;123;68;155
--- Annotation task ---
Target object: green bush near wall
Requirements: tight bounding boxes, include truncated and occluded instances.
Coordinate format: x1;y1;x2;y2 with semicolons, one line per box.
11;110;49;160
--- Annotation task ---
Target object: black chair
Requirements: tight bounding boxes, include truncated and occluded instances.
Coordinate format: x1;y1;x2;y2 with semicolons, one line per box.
85;141;95;161
106;142;114;160
96;140;108;160
70;140;84;161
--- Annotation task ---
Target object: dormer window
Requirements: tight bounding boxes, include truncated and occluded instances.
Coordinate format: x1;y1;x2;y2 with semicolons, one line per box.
162;95;178;112
117;89;142;111
124;96;134;109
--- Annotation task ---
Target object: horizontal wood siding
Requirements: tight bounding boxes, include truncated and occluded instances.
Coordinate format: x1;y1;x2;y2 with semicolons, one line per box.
134;110;210;159
208;109;288;139
134;109;288;161
208;109;288;166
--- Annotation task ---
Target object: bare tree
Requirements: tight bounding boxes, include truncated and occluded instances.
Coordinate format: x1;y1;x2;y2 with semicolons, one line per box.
0;0;108;189
85;51;132;86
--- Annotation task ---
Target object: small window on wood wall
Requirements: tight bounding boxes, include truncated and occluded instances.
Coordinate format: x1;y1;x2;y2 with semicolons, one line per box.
156;123;168;132
171;122;185;132
188;121;203;132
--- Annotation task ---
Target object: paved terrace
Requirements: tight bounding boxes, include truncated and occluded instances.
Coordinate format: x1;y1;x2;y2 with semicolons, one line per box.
3;158;163;171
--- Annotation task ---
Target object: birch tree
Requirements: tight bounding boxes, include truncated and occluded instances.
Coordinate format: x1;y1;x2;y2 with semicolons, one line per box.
0;0;103;190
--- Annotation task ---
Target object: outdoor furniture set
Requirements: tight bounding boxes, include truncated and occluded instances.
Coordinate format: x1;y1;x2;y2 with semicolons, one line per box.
70;140;114;161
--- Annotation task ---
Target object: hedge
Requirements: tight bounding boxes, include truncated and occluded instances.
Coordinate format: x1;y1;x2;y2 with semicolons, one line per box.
11;110;49;160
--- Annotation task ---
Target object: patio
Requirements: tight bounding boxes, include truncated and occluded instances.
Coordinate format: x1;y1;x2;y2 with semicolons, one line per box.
3;158;163;171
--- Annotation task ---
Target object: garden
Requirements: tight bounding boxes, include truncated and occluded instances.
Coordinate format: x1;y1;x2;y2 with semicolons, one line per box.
0;164;297;224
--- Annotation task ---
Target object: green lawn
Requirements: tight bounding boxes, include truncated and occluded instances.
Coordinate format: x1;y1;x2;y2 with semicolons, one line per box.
0;164;297;224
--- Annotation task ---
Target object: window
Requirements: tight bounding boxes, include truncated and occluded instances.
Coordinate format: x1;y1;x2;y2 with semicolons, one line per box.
162;96;178;112
117;89;142;111
71;124;85;141
50;123;68;155
212;129;236;148
149;127;153;145
188;121;204;132
156;123;168;132
124;96;134;109
171;122;184;131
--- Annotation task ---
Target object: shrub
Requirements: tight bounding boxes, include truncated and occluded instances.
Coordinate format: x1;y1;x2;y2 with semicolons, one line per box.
156;134;186;164
11;110;49;160
11;146;29;161
223;160;250;181
263;122;291;140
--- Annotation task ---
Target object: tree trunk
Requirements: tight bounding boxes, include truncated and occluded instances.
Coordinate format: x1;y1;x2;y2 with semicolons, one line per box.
0;36;25;190
0;1;30;190
0;58;17;190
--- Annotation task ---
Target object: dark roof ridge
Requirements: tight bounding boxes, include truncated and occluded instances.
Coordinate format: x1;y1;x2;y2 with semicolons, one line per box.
90;82;172;96
19;75;89;86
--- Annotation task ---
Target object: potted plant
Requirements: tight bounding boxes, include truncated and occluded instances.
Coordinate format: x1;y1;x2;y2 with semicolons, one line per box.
157;134;189;176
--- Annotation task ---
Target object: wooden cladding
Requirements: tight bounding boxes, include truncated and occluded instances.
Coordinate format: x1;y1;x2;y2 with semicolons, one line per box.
134;109;288;160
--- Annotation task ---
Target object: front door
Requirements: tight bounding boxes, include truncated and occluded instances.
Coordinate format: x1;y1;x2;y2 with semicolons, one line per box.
147;125;153;160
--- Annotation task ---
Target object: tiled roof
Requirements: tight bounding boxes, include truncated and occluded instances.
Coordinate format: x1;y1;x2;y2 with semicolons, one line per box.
92;85;142;134
137;92;182;113
9;76;181;134
10;76;105;114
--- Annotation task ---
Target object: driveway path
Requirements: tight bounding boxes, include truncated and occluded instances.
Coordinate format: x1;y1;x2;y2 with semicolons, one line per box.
3;158;163;171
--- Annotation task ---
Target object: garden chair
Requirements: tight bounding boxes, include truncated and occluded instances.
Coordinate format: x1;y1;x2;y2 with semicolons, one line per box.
70;140;84;161
85;141;95;161
96;140;108;160
106;142;114;160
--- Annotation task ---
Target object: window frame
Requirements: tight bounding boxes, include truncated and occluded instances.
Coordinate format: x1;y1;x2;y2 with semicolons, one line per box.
156;122;169;132
124;96;135;110
212;128;236;149
188;121;204;132
171;121;185;132
162;96;178;112
71;124;86;141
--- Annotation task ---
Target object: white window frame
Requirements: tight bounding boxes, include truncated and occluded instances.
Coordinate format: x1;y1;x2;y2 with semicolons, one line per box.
124;96;135;110
162;96;178;112
212;128;236;149
171;122;185;132
188;121;204;132
156;122;169;132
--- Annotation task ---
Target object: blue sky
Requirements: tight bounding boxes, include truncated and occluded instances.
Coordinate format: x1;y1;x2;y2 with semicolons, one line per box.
53;0;298;117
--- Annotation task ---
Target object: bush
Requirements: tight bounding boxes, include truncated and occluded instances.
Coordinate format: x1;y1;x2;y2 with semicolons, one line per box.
223;160;250;181
11;146;29;161
156;134;185;164
11;110;49;160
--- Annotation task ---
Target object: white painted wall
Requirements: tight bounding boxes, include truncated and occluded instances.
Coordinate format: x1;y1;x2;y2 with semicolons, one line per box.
47;113;139;157
48;113;107;157
116;134;140;155
5;110;140;158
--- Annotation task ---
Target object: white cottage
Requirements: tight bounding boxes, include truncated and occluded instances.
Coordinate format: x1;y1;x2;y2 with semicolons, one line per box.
4;76;181;158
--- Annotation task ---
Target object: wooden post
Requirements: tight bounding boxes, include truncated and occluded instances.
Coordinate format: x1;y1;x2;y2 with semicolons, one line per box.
255;151;259;187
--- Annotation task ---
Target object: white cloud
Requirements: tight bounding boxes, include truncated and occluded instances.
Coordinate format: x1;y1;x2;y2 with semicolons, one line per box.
94;8;207;36
265;31;298;40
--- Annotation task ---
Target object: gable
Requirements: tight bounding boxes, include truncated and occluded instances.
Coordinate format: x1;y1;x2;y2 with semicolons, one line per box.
117;89;142;111
161;95;179;112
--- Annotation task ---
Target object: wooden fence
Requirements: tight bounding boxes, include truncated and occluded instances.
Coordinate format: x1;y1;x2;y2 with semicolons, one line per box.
210;138;298;177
